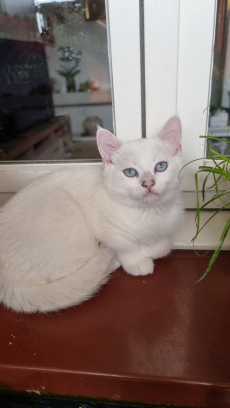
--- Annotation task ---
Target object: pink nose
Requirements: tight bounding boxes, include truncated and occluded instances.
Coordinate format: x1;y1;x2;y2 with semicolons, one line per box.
142;180;155;191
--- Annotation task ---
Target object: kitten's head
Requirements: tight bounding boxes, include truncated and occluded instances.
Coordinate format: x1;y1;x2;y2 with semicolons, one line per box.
97;117;182;207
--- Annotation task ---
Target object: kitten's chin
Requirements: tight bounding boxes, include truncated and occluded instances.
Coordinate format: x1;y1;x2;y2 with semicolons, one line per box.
142;191;158;203
144;191;157;198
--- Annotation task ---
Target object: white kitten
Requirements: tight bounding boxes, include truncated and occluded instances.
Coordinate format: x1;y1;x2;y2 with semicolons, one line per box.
0;116;183;313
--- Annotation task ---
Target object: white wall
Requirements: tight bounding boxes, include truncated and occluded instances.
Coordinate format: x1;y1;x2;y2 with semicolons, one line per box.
47;18;111;94
1;0;34;17
55;104;113;134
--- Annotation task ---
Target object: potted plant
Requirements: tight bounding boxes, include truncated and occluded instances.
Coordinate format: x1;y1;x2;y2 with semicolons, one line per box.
57;62;81;93
57;47;81;93
183;134;230;282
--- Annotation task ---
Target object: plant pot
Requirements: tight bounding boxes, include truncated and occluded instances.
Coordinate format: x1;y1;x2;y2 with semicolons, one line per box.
66;77;76;93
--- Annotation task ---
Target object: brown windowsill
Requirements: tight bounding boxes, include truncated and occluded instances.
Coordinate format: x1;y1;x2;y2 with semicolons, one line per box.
0;251;230;407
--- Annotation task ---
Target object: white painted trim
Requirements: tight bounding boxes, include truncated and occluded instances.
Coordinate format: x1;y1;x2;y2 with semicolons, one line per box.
182;190;230;210
0;163;100;192
144;0;217;209
145;0;179;137
106;0;142;141
174;209;230;250
0;162;99;172
177;0;217;191
145;0;216;193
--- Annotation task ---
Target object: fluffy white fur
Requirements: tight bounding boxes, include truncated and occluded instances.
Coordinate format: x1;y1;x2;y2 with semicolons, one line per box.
0;116;183;313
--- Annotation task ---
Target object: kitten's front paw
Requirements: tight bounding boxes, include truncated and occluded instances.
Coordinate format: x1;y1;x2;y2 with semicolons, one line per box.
124;257;154;276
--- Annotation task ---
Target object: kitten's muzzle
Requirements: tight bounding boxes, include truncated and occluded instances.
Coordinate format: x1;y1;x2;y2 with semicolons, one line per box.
142;179;155;192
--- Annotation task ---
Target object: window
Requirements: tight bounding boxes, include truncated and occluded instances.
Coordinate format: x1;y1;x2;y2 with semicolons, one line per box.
208;0;230;158
0;0;142;193
0;0;113;162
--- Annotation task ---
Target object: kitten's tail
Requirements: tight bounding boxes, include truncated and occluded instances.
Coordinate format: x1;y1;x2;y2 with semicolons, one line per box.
2;246;118;313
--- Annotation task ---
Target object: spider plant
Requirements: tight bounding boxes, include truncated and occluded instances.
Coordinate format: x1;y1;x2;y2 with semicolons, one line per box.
183;135;230;282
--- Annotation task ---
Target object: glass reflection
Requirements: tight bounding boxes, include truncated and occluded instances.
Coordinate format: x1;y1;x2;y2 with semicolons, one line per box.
208;0;230;157
0;0;113;161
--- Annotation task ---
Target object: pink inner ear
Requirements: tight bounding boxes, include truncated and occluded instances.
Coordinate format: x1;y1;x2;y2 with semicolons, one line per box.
158;116;182;147
97;127;122;163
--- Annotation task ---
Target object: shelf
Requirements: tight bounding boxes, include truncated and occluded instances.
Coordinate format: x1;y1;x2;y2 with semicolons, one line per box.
208;126;230;137
72;134;96;141
53;91;112;107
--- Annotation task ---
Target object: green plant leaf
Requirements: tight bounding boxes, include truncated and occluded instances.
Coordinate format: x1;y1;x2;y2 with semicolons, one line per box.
193;202;230;237
196;216;230;282
182;133;230;281
192;189;230;241
206;139;223;171
195;188;230;213
197;167;230;178
195;172;200;237
210;177;230;190
70;69;81;77
57;70;69;78
68;64;80;75
205;168;225;191
200;135;230;145
209;148;230;164
202;173;210;201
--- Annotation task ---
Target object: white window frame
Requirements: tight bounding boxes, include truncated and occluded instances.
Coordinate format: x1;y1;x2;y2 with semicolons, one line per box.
144;0;221;206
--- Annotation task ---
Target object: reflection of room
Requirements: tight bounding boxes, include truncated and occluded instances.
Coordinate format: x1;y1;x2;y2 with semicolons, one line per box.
208;0;230;157
0;0;113;161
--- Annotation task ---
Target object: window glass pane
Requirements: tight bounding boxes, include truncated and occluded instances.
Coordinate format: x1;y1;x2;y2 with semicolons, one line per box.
208;0;230;158
0;0;113;161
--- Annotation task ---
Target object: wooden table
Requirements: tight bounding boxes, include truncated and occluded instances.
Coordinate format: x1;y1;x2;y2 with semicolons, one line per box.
0;116;71;161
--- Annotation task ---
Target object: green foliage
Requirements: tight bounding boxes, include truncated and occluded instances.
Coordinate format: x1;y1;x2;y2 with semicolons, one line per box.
182;135;230;281
57;58;81;92
57;64;81;80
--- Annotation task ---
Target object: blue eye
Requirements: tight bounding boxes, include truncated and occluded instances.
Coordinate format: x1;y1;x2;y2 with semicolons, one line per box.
124;168;138;177
155;162;167;172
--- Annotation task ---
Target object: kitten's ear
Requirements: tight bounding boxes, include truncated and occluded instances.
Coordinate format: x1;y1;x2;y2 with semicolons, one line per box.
97;127;122;164
158;116;182;154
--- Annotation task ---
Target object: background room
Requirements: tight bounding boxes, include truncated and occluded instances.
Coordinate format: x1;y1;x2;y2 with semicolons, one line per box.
0;0;112;161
